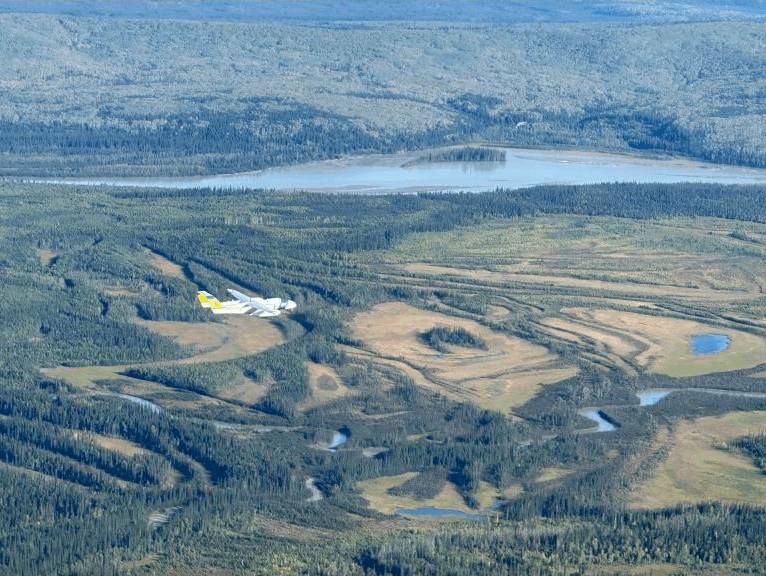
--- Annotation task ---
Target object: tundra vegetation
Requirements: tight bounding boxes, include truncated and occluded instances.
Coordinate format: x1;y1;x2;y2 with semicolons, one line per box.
3;2;766;575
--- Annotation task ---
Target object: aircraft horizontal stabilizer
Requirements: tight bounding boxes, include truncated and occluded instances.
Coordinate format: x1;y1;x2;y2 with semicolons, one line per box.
249;308;280;317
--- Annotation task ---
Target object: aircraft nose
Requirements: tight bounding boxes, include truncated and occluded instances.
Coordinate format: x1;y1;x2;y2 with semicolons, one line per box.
284;299;296;310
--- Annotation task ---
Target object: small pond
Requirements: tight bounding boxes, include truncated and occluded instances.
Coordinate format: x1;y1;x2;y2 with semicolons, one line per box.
326;429;349;451
691;334;730;355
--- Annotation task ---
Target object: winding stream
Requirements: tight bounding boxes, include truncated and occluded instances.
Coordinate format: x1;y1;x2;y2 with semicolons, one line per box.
116;393;164;414
638;388;766;406
581;387;766;432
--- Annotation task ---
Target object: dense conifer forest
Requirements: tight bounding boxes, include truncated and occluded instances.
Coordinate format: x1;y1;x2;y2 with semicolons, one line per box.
0;179;765;574
2;1;766;574
3;3;766;177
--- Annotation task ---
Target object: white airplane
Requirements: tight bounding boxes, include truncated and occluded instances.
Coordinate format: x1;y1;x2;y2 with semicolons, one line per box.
197;289;296;317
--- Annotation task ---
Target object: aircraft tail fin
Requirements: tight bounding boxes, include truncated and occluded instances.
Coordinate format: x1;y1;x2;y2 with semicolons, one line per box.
197;291;223;311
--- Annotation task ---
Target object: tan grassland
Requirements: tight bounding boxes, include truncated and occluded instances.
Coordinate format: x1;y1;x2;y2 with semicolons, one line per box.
629;411;766;509
44;316;284;407
41;365;225;415
542;309;766;377
42;364;134;391
78;431;152;457
404;263;759;303
534;467;574;483
298;362;350;410
459;367;579;412
214;375;268;405
347;302;575;410
144;248;186;280
75;431;182;488
134;315;284;363
357;472;504;515
35;248;57;265
337;345;436;392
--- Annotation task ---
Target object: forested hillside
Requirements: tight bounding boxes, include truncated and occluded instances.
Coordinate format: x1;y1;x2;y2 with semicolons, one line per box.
1;10;766;175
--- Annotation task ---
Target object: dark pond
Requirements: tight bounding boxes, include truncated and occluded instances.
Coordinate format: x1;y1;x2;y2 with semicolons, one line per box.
397;506;487;520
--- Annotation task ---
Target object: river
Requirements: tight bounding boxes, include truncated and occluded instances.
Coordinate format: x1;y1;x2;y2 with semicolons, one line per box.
42;148;766;193
581;387;766;431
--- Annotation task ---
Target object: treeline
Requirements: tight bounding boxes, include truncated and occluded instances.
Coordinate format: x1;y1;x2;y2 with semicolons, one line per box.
128;182;766;275
733;433;766;470
0;103;380;177
409;146;507;164
430;181;766;225
421;326;488;352
3;97;766;178
348;503;766;575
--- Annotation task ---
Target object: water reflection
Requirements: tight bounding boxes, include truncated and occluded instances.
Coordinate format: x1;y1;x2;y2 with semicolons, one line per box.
326;430;348;451
116;393;163;414
637;390;672;406
43;148;766;193
397;506;487;520
637;388;766;407
578;409;618;432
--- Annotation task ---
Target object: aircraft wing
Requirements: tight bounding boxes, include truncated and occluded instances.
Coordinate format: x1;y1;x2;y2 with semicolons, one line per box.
227;289;252;303
226;288;280;317
246;299;281;317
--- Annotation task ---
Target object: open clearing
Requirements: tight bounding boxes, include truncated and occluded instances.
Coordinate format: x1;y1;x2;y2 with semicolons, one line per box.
134;315;284;363
80;431;154;458
144;248;186;280
44;316;284;412
348;302;574;411
534;467;574;483
542;309;766;377
356;472;504;516
75;430;182;488
35;248;57;266
215;375;269;405
404;263;760;303
629;411;766;509
298;362;350;410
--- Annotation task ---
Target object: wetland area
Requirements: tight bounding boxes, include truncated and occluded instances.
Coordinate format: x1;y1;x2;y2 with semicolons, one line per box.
6;2;766;573
11;147;766;576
